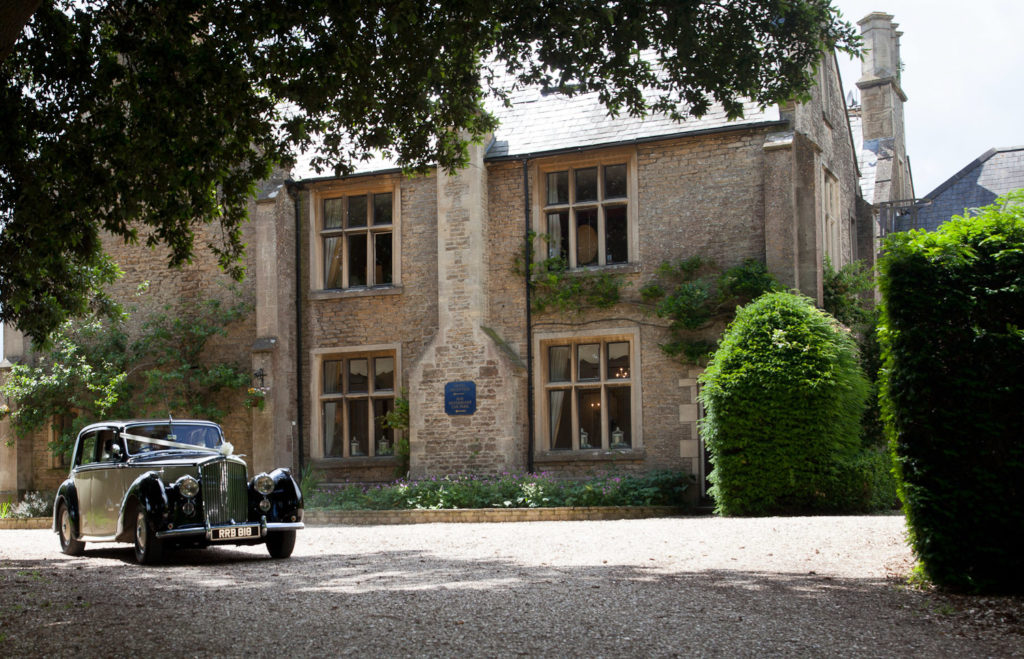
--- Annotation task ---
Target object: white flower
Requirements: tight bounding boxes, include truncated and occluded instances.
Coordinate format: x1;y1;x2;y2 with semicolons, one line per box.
219;442;234;456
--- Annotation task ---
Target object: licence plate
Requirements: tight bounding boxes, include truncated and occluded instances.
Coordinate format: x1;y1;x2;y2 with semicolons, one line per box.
212;526;258;541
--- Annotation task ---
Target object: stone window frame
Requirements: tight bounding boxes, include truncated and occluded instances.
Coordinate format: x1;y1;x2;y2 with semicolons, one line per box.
822;168;841;267
309;344;402;461
532;148;640;270
532;327;643;454
308;177;402;293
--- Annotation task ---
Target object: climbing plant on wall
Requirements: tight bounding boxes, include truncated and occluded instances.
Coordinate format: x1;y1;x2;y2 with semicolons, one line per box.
1;285;253;460
639;257;782;364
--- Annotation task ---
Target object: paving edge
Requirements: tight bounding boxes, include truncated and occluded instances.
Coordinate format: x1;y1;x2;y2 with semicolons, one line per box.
0;518;51;530
303;505;687;525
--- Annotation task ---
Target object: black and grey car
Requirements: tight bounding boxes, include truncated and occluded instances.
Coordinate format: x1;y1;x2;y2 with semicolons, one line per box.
53;419;303;563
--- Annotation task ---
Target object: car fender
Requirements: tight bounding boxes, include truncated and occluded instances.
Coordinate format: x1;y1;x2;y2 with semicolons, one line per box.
53;479;79;536
116;471;169;539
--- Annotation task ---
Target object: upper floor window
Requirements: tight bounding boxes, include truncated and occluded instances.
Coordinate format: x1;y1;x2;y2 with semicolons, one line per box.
822;169;841;267
541;159;634;268
313;182;400;291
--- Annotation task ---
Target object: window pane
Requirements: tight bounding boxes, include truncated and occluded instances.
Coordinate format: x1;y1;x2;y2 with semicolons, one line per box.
348;194;368;228
373;398;395;456
348;234;367;287
578;389;601;448
578;343;600;380
374;232;392;285
323;359;343;394
608;342;630;379
549;390;572;450
575;167;597;202
373;192;392;226
548;345;570;382
546;171;568;205
374;357;394;391
324;198;344;229
607;386;632;448
324;236;344;288
323;402;343;457
604;164;627;199
547;212;569;261
348;399;369;456
605;205;628;264
576;208;598;266
348;358;368;393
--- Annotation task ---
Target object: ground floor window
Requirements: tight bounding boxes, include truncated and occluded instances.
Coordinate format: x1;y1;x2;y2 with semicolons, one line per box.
318;349;397;458
537;330;639;452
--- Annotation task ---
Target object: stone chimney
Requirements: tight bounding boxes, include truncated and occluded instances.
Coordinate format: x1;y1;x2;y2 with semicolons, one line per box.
856;12;913;203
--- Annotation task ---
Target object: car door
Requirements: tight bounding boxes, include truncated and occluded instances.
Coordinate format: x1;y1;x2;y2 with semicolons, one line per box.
90;429;132;537
71;430;101;536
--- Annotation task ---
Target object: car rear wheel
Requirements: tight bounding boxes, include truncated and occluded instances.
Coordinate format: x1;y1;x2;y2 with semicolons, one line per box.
266;530;296;559
57;502;85;556
133;508;164;564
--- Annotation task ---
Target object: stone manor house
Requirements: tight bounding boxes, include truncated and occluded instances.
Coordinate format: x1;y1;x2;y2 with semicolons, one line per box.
0;13;913;500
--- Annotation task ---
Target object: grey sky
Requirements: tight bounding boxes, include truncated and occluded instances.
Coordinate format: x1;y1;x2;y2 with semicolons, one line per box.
835;1;1024;199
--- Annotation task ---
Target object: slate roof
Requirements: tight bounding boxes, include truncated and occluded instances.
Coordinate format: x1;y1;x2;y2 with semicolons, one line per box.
909;146;1024;232
290;69;783;182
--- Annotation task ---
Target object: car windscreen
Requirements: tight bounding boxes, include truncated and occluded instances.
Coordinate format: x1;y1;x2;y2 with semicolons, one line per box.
123;423;223;454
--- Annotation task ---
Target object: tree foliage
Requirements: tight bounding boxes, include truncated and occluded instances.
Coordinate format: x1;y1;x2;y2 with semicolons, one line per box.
0;286;252;459
878;190;1024;593
1;1;858;343
698;292;871;516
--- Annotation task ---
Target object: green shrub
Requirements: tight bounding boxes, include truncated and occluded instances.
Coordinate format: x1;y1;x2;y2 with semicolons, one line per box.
698;292;869;516
878;190;1024;593
306;471;692;510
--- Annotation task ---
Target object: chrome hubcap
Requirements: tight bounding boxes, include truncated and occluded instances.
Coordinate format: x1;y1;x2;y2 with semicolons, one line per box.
60;509;70;542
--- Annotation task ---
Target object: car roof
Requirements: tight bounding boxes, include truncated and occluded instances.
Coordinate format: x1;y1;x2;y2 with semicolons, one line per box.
77;419;223;434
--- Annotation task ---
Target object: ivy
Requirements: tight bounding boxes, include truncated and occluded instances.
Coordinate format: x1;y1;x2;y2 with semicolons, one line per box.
517;234;628;314
640;257;782;364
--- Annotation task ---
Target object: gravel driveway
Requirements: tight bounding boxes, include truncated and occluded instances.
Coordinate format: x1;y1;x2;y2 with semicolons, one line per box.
1;515;1021;657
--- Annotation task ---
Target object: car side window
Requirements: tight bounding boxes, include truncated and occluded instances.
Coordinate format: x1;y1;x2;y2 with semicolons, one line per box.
76;432;99;467
97;430;122;463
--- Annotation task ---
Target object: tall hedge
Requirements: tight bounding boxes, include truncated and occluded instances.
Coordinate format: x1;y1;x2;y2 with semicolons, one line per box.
699;292;869;515
878;190;1024;593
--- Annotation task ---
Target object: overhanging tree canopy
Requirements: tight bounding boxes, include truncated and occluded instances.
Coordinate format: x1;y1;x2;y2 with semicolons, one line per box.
0;0;858;344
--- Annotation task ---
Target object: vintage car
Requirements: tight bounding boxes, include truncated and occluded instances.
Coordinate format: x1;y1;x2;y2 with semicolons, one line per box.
53;419;303;563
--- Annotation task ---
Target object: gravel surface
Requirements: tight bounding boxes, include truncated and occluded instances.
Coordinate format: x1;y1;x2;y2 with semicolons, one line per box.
1;515;1022;657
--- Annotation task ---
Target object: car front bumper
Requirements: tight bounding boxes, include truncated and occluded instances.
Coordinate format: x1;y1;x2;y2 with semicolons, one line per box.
156;517;304;541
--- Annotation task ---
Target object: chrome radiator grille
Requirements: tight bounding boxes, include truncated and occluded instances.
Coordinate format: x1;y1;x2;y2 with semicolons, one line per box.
201;459;248;525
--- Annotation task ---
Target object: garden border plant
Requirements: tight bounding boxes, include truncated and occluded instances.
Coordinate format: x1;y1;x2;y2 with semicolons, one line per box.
304;470;692;511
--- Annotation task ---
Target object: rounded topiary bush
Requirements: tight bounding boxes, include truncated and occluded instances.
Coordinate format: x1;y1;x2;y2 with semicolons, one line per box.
699;291;868;516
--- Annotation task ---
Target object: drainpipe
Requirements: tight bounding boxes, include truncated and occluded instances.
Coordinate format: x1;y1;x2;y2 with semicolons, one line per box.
523;158;535;474
286;181;305;475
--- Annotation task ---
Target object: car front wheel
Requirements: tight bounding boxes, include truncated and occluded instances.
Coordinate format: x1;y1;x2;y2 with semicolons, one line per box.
133;508;164;564
57;502;85;556
266;531;296;559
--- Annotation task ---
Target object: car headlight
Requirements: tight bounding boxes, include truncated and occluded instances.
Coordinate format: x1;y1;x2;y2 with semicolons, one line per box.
178;475;200;498
254;473;275;495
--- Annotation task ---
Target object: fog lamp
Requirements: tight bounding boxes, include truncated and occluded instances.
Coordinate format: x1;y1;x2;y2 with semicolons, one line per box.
182;501;196;516
259;498;272;512
254;473;275;495
178;475;200;498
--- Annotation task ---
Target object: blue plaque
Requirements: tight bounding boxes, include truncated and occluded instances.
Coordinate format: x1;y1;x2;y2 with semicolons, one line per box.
444;381;476;416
